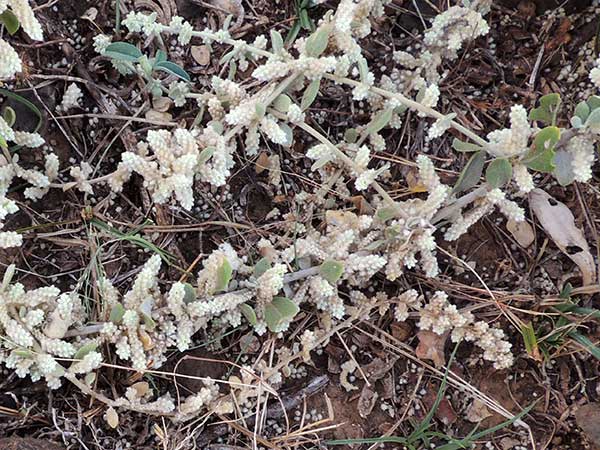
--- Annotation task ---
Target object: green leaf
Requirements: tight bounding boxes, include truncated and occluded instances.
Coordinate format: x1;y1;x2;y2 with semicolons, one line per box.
299;8;311;30
73;342;98;361
570;331;600;360
319;260;344;284
310;155;332;171
552;150;575;186
305;24;330;57
520;322;540;360
273;94;292;113
270;30;284;53
452;138;482;153
534;126;560;151
3;106;16;127
285;20;301;45
0;10;20;35
585;107;600;127
255;103;266;119
301;78;320;111
215;259;232;293
154;61;191;82
559;282;573;299
570;116;584;129
485;158;512;188
254;257;271;278
344;128;358;143
279;122;294;147
183;283;197;304
198;146;215;165
13;349;35;359
155;50;167;64
376;207;397;222
574;101;590;123
240;303;257;326
529;93;561;125
366;109;393;135
104;42;143;61
109;303;126;324
453;151;486;193
522;126;559;173
139;299;156;329
357;57;369;83
0;135;7;149
264;296;299;332
588;95;600;110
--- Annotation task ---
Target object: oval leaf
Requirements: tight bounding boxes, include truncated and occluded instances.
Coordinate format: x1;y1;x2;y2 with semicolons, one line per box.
254;257;271;277
73;342;98;361
319;260;344;284
183;283;197;304
0;10;20;35
273;94;292;113
485;158;512;188
529;93;561;125
198;146;215;165
154;61;191;82
109;303;125;324
240;303;258;326
3;106;16;127
522;126;559;173
452;138;482;153
305;25;330;58
453;151;486;193
105;407;119;429
366;109;393;135
265;297;299;332
215;259;232;293
553;150;575;186
301;78;320;111
104;42;143;62
270;30;284;53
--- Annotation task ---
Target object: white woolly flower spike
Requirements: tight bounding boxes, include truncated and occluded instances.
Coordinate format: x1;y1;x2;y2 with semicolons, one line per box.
60;84;83;111
9;0;43;41
0;39;22;79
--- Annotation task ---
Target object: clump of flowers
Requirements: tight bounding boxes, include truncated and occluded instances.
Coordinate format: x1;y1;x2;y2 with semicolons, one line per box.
0;0;43;79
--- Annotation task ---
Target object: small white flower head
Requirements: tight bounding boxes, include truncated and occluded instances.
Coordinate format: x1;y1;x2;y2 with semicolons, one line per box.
417;84;440;116
568;135;595;183
168;81;190;107
590;59;600;90
0;230;22;248
93;34;112;55
13;131;44;148
486;188;525;222
0;39;22;79
60;83;83;111
9;0;43;41
487;105;532;158
512;163;534;194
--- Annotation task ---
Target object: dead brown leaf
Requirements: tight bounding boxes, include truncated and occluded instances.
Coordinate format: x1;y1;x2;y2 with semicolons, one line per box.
465;398;492;423
255;152;270;174
191;45;211;65
530;189;596;285
506;219;534;248
357;384;379;418
575;403;600;446
415;330;447;368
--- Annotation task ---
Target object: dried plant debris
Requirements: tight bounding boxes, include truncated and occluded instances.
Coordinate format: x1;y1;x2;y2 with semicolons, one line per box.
1;0;600;448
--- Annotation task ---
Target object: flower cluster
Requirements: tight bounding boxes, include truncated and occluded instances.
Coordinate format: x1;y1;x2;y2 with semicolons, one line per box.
415;291;514;369
0;121;58;248
0;0;43;79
